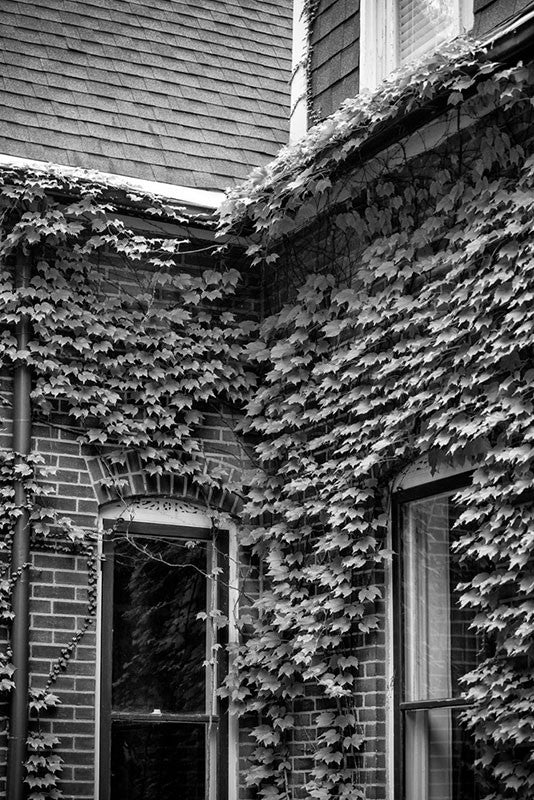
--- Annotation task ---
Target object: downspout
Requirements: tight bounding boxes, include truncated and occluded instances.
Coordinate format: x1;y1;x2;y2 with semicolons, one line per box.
7;251;32;800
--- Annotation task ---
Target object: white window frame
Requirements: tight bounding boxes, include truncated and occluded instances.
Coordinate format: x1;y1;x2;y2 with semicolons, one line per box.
95;499;239;800
360;0;474;92
289;0;309;143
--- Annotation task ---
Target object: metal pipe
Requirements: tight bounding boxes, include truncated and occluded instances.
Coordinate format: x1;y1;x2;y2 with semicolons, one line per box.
7;251;32;800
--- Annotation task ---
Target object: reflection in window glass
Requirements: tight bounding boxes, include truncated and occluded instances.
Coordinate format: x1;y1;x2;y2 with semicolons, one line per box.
402;494;480;703
111;722;205;800
112;535;208;713
405;708;478;800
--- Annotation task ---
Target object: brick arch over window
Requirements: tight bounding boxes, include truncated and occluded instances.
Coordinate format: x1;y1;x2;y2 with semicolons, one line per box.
87;450;243;516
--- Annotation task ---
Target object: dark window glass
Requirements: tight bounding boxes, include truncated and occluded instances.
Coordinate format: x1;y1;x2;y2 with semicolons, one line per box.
404;708;479;799
101;525;227;800
112;535;208;713
111;722;205;800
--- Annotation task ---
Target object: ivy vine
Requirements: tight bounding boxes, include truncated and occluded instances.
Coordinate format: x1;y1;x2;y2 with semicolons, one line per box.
0;167;255;798
220;41;534;800
0;35;534;800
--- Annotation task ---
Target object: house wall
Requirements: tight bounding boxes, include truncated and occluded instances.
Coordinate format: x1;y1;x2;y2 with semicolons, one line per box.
253;79;534;797
0;0;292;190
472;0;534;36
0;371;13;797
0;384;246;799
310;0;360;121
30;550;97;799
233;557;388;800
0;211;254;798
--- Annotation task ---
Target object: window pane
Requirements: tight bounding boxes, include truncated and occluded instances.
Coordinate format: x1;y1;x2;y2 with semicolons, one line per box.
402;493;481;702
398;0;456;63
112;534;208;713
111;722;206;800
405;708;480;800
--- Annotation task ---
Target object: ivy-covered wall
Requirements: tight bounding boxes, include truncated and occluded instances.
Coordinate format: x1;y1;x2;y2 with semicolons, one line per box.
2;34;534;800
220;42;534;800
0;169;255;799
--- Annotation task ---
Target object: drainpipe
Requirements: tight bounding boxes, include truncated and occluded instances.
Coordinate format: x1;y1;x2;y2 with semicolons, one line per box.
7;251;32;800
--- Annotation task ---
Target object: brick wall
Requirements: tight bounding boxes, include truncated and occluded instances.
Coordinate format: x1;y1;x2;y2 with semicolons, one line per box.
0;391;99;796
0;405;248;798
30;550;97;799
0;214;254;797
0;407;101;799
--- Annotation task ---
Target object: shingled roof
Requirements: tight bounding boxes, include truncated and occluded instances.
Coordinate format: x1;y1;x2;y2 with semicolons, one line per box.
0;0;292;191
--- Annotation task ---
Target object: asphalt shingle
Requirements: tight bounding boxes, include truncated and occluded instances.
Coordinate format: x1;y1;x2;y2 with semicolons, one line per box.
0;0;292;190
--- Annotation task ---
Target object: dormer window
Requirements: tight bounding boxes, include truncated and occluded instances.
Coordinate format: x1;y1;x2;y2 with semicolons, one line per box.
360;0;474;91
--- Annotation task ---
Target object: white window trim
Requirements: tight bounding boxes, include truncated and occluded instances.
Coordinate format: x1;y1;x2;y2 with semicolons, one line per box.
360;0;474;92
289;0;309;143
95;499;239;800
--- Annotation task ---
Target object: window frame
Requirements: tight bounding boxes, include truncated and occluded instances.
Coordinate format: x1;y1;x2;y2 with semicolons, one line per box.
391;471;477;800
360;0;474;92
98;518;230;800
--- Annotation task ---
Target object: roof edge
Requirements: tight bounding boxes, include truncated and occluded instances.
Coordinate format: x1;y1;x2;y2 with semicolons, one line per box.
0;153;225;211
220;4;534;233
482;2;534;55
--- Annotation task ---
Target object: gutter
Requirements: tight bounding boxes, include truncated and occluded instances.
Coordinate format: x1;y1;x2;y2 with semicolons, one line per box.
483;2;534;59
336;5;534;181
7;252;32;800
226;4;534;243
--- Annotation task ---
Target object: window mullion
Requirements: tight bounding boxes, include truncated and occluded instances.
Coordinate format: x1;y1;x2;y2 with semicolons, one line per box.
400;697;471;711
110;711;219;724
